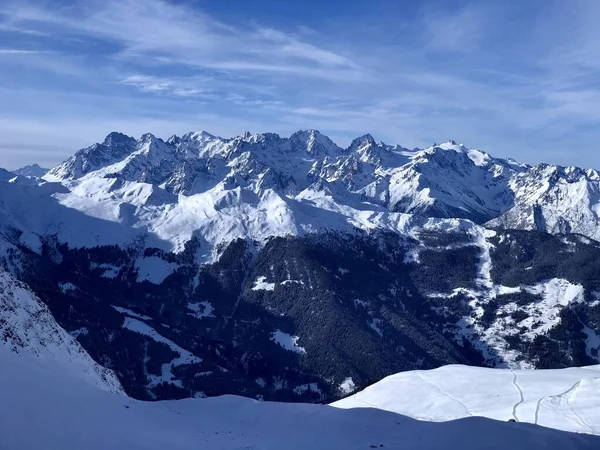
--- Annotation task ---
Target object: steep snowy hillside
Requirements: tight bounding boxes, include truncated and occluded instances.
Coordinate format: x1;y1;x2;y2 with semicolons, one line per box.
1;346;598;450
0;269;122;393
333;364;600;436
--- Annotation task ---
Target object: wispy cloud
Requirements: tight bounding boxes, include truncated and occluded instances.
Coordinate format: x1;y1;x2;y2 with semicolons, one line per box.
1;0;360;78
0;48;46;54
422;4;487;52
2;0;600;169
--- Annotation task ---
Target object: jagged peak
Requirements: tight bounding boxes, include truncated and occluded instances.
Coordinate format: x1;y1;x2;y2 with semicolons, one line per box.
139;132;161;143
20;163;43;170
244;132;283;144
102;132;135;147
290;129;323;139
190;130;217;140
166;134;180;145
348;134;376;149
290;129;341;155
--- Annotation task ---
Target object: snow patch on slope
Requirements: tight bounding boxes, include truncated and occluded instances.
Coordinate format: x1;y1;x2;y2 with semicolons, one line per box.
122;318;201;388
252;276;275;291
270;330;306;354
339;377;357;394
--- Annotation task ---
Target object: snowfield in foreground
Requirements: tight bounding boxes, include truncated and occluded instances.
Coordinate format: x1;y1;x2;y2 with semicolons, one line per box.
1;348;599;450
333;364;600;436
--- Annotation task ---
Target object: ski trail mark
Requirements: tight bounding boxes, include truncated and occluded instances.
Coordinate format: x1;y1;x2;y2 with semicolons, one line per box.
510;370;524;422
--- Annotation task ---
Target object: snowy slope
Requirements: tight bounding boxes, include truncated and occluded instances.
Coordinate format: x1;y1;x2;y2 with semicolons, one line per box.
1;346;599;450
0;179;156;251
333;364;600;436
0;269;123;394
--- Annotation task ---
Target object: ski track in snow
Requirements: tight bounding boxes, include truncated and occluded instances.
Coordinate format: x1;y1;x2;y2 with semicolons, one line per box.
510;370;525;422
546;380;596;434
415;372;471;418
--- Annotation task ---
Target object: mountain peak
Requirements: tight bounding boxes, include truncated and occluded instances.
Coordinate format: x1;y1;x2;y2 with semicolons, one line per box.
103;132;135;147
139;133;160;143
435;140;465;151
167;134;180;145
347;134;376;152
13;164;49;178
290;129;341;156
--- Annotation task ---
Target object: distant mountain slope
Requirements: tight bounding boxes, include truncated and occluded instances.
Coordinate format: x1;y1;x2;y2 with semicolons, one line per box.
0;167;14;181
13;163;49;178
333;363;600;436
1;345;598;450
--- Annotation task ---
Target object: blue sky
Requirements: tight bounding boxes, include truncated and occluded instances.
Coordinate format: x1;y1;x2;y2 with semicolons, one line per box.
1;0;600;169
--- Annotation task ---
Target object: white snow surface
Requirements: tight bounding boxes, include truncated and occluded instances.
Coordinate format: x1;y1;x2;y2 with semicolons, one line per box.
2;346;599;450
333;364;600;436
339;377;357;394
252;275;276;291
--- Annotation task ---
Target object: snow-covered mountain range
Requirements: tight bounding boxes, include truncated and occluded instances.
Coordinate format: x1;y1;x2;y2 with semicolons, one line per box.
1;129;600;406
40;130;600;250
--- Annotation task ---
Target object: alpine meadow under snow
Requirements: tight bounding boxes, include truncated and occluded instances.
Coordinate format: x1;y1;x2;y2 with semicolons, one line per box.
1;129;600;448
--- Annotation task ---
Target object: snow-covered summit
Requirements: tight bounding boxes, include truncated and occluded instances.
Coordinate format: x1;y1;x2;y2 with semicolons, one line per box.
44;132;137;180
